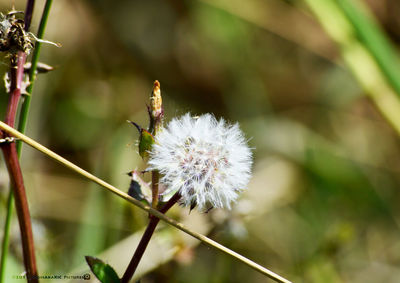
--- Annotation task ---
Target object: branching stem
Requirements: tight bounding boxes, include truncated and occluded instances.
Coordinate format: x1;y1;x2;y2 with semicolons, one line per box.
0;50;38;283
0;0;52;282
1;143;38;283
121;192;181;283
0;121;292;283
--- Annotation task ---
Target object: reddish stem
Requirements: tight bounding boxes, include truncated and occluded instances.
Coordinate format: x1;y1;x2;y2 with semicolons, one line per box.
1;143;38;283
23;1;35;31
121;192;181;283
4;52;26;126
1;51;38;283
0;0;38;279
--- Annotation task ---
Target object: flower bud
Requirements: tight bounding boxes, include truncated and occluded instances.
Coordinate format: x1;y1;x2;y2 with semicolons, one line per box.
150;80;163;121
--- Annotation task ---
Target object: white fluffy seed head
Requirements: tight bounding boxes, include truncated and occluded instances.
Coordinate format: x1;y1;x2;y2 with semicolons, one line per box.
148;113;252;211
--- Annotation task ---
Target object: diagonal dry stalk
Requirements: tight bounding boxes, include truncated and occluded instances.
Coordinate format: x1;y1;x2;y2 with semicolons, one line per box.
0;121;292;283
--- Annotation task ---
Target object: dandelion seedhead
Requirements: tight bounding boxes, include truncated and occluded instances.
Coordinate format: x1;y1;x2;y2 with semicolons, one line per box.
148;113;252;211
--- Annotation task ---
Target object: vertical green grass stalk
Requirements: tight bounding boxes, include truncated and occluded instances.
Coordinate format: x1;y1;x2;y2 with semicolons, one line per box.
303;0;400;135
18;0;54;138
0;193;14;283
336;0;400;96
0;1;54;282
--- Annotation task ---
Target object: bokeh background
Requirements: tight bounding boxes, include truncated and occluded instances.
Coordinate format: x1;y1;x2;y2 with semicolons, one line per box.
1;0;400;282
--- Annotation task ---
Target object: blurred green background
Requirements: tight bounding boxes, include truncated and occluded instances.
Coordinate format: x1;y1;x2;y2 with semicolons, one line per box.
1;0;400;282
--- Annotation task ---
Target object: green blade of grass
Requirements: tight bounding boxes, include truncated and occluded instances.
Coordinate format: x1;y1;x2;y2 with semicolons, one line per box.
336;0;400;95
303;0;400;136
18;0;54;138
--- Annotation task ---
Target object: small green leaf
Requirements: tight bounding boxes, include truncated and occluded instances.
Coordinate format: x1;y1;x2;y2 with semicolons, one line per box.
128;120;155;158
138;129;155;158
85;256;120;283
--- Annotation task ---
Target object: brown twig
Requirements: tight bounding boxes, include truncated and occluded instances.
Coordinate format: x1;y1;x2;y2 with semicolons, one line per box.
121;192;181;283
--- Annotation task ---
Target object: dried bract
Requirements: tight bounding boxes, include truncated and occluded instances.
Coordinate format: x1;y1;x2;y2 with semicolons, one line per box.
3;71;30;95
0;11;33;55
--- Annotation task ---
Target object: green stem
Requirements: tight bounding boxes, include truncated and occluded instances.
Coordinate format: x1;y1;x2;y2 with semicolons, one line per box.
304;0;400;135
0;191;14;283
0;1;54;282
335;0;400;96
18;0;54;138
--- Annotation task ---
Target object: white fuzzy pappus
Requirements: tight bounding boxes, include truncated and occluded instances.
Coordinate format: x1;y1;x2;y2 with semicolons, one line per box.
148;113;252;211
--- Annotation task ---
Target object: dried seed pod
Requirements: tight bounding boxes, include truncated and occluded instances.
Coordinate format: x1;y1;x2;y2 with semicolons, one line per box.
0;10;33;55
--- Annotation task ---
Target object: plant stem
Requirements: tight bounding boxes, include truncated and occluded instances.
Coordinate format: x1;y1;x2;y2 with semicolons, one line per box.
1;51;39;283
0;191;14;283
23;0;35;31
1;143;38;283
149;81;163;209
151;170;159;209
1;53;35;283
19;0;54;138
121;192;182;283
4;52;26;126
1;50;38;282
304;0;400;135
0;0;48;282
0;1;54;282
0;121;292;283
